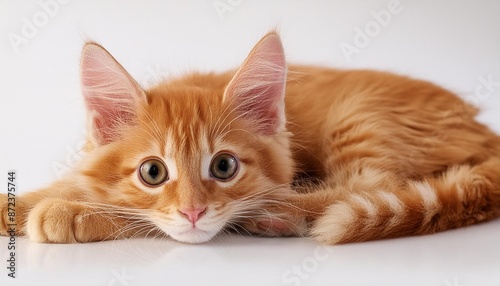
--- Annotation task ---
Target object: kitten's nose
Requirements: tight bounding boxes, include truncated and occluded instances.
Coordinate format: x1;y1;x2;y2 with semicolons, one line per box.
178;207;207;224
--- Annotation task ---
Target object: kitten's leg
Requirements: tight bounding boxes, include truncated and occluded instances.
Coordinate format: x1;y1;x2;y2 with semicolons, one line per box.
1;179;147;242
25;198;151;243
0;188;55;236
310;158;500;244
1;178;88;237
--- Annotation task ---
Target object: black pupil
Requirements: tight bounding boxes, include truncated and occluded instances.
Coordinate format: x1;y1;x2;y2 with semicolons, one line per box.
218;159;229;173
148;164;159;178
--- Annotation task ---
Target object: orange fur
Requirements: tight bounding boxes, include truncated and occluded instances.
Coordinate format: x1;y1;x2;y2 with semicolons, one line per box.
1;32;499;244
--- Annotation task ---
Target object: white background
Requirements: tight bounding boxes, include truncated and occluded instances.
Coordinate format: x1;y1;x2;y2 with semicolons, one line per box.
0;1;500;285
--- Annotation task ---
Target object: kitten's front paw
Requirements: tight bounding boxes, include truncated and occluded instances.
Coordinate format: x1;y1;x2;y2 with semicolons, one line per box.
27;199;81;243
26;198;120;243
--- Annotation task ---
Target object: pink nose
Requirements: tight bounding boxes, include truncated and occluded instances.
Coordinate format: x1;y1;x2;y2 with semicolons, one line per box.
178;208;207;224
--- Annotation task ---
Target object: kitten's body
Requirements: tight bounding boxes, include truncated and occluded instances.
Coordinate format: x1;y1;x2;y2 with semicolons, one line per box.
2;33;500;244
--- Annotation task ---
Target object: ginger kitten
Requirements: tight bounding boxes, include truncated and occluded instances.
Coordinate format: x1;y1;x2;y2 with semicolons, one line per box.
1;32;499;244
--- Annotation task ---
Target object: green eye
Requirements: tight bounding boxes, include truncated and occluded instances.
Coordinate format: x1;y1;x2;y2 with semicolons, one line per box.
210;153;239;181
139;158;168;186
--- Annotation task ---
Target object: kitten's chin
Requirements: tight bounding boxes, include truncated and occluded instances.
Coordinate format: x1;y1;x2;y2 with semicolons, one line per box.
167;228;219;244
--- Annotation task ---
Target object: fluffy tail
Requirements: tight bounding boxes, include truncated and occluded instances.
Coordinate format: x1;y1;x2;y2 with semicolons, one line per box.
308;158;500;244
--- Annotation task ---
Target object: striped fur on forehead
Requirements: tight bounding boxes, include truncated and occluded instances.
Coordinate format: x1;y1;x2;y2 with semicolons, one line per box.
142;85;226;156
141;84;251;156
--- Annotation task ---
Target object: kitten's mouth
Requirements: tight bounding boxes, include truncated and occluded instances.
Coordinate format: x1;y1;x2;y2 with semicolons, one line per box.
165;226;219;244
155;213;227;244
178;227;208;235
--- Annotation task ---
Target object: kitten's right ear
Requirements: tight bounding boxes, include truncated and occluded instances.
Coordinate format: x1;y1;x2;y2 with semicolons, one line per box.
80;42;146;146
223;32;287;136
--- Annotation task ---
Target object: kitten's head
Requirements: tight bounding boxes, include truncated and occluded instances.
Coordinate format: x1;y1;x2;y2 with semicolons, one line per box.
77;32;295;243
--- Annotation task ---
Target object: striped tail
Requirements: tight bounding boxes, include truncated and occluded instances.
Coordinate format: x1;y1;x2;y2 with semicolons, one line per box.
310;158;500;244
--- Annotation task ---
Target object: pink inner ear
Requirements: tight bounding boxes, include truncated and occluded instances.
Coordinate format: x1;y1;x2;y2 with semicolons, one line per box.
80;43;144;145
224;32;287;136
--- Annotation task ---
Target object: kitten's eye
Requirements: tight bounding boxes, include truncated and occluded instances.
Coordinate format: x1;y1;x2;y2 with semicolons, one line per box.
210;153;239;181
139;158;168;186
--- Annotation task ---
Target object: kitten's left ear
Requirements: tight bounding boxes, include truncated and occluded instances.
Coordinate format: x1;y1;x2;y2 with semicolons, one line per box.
80;42;146;146
223;32;287;136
